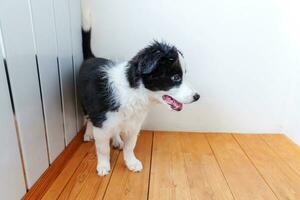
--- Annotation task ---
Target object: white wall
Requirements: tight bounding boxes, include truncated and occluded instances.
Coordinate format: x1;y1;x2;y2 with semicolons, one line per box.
281;76;300;144
89;0;300;143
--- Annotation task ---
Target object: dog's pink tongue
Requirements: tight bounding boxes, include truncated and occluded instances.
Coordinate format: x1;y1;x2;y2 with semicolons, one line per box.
172;101;183;110
162;95;183;111
163;95;173;104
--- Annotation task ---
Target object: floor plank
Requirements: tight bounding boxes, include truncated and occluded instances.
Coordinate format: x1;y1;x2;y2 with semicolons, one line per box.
23;127;85;200
261;134;300;177
207;133;277;200
73;149;119;200
41;142;93;200
57;146;119;200
103;131;153;200
149;132;234;200
234;134;300;200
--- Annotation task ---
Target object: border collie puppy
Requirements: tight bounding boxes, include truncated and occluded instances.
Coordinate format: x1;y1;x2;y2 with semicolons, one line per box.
78;41;200;176
80;0;199;176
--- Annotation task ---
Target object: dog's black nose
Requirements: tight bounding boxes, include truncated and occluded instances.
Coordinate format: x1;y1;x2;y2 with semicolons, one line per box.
193;93;200;102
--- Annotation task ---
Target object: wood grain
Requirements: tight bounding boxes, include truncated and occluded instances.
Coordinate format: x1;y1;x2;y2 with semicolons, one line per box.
234;134;300;200
261;134;300;176
103;131;153;200
41;141;93;199
58;146;119;200
24;132;300;200
23;127;85;200
207;133;277;200
149;132;234;200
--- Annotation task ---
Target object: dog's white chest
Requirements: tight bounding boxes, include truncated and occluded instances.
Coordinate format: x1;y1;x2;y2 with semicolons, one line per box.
120;93;149;119
107;62;150;130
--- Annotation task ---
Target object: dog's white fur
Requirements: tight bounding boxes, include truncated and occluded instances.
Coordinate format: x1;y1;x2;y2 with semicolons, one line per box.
81;0;91;32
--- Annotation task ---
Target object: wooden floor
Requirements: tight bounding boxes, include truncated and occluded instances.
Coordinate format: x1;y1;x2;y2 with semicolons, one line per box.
31;131;300;200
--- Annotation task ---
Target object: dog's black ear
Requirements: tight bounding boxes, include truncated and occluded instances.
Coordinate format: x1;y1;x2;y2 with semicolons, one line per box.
138;49;163;75
130;41;179;75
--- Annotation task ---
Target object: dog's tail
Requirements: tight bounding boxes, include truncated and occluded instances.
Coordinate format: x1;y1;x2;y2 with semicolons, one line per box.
81;0;94;60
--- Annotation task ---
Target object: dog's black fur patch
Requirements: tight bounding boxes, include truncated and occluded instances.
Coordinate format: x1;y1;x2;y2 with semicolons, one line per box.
127;41;183;91
82;29;94;60
78;58;120;128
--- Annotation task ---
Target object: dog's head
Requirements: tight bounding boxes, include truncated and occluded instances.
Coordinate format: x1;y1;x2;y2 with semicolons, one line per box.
128;41;200;111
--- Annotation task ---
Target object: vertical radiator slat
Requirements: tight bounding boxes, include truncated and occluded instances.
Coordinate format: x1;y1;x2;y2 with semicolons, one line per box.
0;33;27;200
68;0;85;131
53;0;78;144
29;0;65;163
0;0;49;188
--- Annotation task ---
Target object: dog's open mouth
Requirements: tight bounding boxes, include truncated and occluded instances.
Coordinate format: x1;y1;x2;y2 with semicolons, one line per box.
162;95;183;111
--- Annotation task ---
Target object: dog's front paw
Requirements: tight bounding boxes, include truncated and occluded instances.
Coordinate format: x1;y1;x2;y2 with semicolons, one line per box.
97;161;111;176
125;158;143;172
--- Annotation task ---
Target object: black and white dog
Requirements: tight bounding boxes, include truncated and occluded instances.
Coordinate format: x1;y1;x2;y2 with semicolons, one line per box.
79;2;200;176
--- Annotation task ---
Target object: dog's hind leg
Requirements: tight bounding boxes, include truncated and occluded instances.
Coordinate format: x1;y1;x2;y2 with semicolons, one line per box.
84;119;94;142
112;133;124;150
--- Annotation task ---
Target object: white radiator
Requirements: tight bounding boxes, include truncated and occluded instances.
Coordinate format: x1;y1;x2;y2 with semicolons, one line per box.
0;0;83;199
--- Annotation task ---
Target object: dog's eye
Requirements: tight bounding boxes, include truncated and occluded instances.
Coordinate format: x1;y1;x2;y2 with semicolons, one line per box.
171;74;181;82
